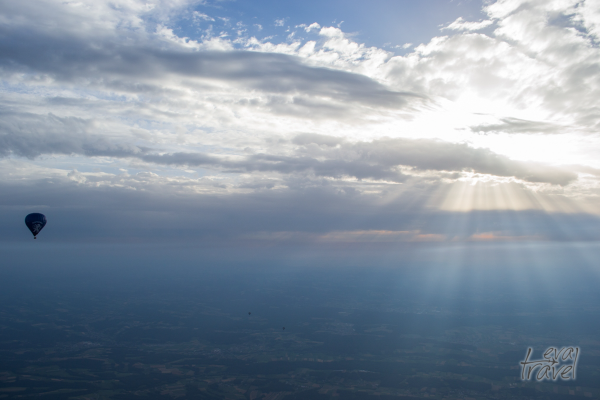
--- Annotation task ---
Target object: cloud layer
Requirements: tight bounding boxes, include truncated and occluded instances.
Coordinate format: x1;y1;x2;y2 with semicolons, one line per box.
2;0;600;243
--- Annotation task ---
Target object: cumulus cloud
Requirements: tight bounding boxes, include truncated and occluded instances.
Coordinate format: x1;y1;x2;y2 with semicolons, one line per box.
378;1;600;140
573;0;600;39
304;22;321;32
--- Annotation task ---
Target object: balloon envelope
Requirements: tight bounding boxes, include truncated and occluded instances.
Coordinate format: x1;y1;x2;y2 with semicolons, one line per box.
25;213;47;238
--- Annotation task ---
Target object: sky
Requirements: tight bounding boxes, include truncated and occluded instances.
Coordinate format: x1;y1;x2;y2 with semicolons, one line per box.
2;0;600;247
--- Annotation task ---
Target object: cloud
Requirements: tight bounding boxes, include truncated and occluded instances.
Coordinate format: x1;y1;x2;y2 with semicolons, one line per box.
1;175;599;243
443;17;494;31
304;22;321;33
136;136;580;186
141;152;409;183
479;0;600;129
292;133;344;147
0;108;578;186
470;117;564;134
380;1;600;139
193;11;214;21
0;31;419;113
319;26;345;38
339;137;577;186
0;111;146;159
573;0;600;40
1;0;600;246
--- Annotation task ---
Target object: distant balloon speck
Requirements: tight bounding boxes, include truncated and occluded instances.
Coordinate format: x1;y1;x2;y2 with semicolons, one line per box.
248;312;251;315
282;327;285;330
25;213;47;239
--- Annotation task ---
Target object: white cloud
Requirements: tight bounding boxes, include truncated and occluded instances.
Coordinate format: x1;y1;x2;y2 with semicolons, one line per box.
192;11;213;21
443;17;494;31
274;18;285;27
319;26;345;38
304;22;321;32
573;0;600;39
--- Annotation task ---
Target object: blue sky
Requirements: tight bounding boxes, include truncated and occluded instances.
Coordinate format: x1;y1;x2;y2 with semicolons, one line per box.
176;0;488;52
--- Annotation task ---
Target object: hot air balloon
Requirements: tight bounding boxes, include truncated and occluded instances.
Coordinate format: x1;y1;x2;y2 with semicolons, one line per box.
25;213;47;239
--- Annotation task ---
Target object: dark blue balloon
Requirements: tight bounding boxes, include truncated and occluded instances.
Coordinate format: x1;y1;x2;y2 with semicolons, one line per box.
25;213;47;239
